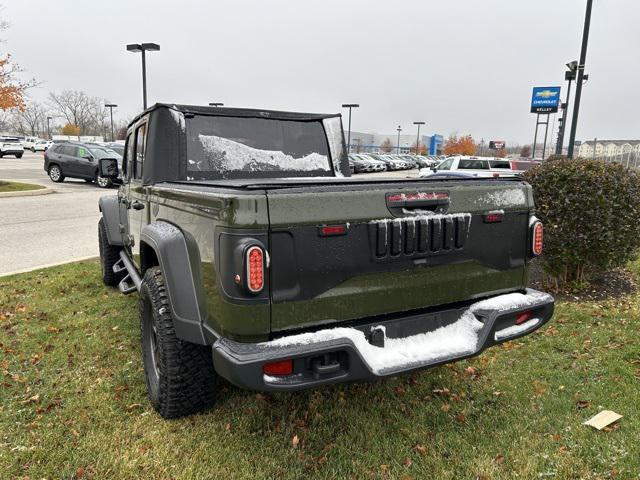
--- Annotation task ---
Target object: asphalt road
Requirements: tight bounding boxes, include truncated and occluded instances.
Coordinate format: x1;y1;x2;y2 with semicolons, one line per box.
0;151;114;276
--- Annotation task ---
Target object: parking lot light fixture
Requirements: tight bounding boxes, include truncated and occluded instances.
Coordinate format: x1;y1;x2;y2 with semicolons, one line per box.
209;102;224;107
105;104;117;142
341;103;359;154
126;43;160;110
413;121;425;155
396;125;402;154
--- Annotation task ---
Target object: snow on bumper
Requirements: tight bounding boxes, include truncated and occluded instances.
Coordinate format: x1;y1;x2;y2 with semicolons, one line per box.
212;289;554;391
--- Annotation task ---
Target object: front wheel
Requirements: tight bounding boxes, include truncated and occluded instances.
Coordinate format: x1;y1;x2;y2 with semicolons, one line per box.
48;164;64;183
140;267;217;418
16;154;22;159
96;174;112;188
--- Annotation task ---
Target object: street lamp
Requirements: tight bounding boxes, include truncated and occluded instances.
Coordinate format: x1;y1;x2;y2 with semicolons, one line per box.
396;125;402;154
567;0;593;159
46;116;52;140
105;103;117;142
126;42;160;110
413;121;425;155
209;102;224;107
341;103;359;154
555;61;577;155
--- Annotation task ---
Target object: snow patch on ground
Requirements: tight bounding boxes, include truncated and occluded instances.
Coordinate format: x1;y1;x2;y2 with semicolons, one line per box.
263;290;550;375
196;135;331;172
494;318;540;341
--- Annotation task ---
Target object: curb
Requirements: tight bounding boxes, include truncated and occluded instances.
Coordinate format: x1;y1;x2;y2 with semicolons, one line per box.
0;256;99;278
0;186;54;198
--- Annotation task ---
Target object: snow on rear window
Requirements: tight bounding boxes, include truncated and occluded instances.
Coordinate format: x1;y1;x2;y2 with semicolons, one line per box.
195;135;330;173
184;115;334;180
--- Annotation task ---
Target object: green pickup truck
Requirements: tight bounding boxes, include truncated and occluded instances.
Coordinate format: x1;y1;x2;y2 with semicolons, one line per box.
97;104;554;418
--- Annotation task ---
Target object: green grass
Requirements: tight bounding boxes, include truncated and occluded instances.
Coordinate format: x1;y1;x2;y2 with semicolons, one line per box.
0;180;45;193
1;261;638;479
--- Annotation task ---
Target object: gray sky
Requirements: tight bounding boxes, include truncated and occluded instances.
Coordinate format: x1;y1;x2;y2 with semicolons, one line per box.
4;0;639;145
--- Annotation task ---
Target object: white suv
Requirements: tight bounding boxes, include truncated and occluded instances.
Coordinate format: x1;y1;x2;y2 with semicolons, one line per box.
420;156;517;178
0;137;25;158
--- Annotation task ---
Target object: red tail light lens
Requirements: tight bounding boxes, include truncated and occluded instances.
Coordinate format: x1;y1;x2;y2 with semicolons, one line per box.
532;221;543;256
319;224;348;237
246;246;264;293
516;310;533;325
263;359;293;376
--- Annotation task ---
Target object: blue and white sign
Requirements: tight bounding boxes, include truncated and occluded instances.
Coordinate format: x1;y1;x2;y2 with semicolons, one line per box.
531;86;561;114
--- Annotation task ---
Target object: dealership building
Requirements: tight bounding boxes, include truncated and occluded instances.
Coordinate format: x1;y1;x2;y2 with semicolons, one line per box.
346;131;444;155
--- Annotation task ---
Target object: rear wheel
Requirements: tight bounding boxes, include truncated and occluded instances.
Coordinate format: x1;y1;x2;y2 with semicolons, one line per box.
140;267;217;418
48;164;64;182
98;217;125;287
16;153;23;159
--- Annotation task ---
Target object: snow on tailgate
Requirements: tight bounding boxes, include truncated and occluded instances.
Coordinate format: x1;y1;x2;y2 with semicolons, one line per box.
263;291;552;375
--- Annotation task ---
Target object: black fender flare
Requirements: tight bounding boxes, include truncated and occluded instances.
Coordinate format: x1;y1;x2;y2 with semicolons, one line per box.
98;196;123;246
140;221;209;345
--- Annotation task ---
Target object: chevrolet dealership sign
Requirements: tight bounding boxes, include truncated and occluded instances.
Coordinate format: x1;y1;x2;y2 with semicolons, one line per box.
531;86;561;114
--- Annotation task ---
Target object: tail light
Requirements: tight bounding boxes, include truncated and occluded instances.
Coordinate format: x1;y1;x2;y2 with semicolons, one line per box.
246;245;265;293
516;310;533;325
263;359;293;376
531;221;543;256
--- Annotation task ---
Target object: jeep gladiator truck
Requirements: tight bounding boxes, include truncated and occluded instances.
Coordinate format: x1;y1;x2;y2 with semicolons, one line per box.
97;104;554;418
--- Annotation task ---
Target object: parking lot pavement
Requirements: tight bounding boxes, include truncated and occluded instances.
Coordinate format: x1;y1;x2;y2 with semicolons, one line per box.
0;151;115;276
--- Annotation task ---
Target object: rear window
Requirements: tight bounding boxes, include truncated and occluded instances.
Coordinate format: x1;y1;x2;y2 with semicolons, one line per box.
184;115;332;180
458;159;489;170
489;160;511;169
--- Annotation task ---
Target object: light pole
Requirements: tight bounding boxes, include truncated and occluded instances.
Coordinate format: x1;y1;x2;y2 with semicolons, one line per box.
46;116;52;140
555;61;577;155
396;125;402;154
567;0;593;158
126;43;160;110
341;103;359;154
413;121;425;155
209;102;224;107
105;103;117;142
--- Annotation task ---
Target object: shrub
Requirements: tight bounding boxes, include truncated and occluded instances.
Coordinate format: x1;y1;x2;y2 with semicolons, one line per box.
523;158;640;286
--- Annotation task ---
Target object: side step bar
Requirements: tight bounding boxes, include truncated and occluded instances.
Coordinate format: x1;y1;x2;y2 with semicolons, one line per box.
113;251;142;295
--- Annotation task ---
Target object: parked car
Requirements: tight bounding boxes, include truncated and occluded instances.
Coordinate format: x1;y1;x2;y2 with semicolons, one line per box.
97;103;554;418
368;153;407;170
22;136;43;150
44;142;122;187
32;140;53;152
350;154;386;173
420;156;520;178
0;137;25;158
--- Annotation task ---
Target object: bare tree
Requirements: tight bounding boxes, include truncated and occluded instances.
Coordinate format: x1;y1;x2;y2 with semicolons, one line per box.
10;100;48;136
48;90;106;136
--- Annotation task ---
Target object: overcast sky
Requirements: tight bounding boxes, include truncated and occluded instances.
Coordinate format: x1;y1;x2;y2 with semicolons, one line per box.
3;0;639;144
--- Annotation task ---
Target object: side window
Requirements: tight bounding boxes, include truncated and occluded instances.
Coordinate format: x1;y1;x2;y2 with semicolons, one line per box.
134;124;146;179
62;145;78;157
125;133;134;178
437;158;454;170
459;159;489;170
489;160;511;169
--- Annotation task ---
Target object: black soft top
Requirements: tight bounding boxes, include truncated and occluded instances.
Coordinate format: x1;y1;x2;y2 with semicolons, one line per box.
129;103;341;128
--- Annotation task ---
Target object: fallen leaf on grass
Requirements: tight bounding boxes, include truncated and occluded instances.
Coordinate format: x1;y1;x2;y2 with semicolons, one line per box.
47;325;60;333
576;400;591;409
440;403;450;412
413;444;428;456
292;435;299;448
75;467;85;478
126;403;143;411
403;457;413;467
493;454;505;464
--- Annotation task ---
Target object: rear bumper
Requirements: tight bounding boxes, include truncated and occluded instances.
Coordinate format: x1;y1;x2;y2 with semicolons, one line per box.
213;289;554;391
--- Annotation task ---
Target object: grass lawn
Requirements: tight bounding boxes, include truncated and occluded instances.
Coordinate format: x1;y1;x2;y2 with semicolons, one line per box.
1;261;638;479
0;180;45;193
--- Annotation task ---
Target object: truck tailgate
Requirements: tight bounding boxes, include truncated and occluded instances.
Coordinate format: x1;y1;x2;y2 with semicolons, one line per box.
266;180;532;333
